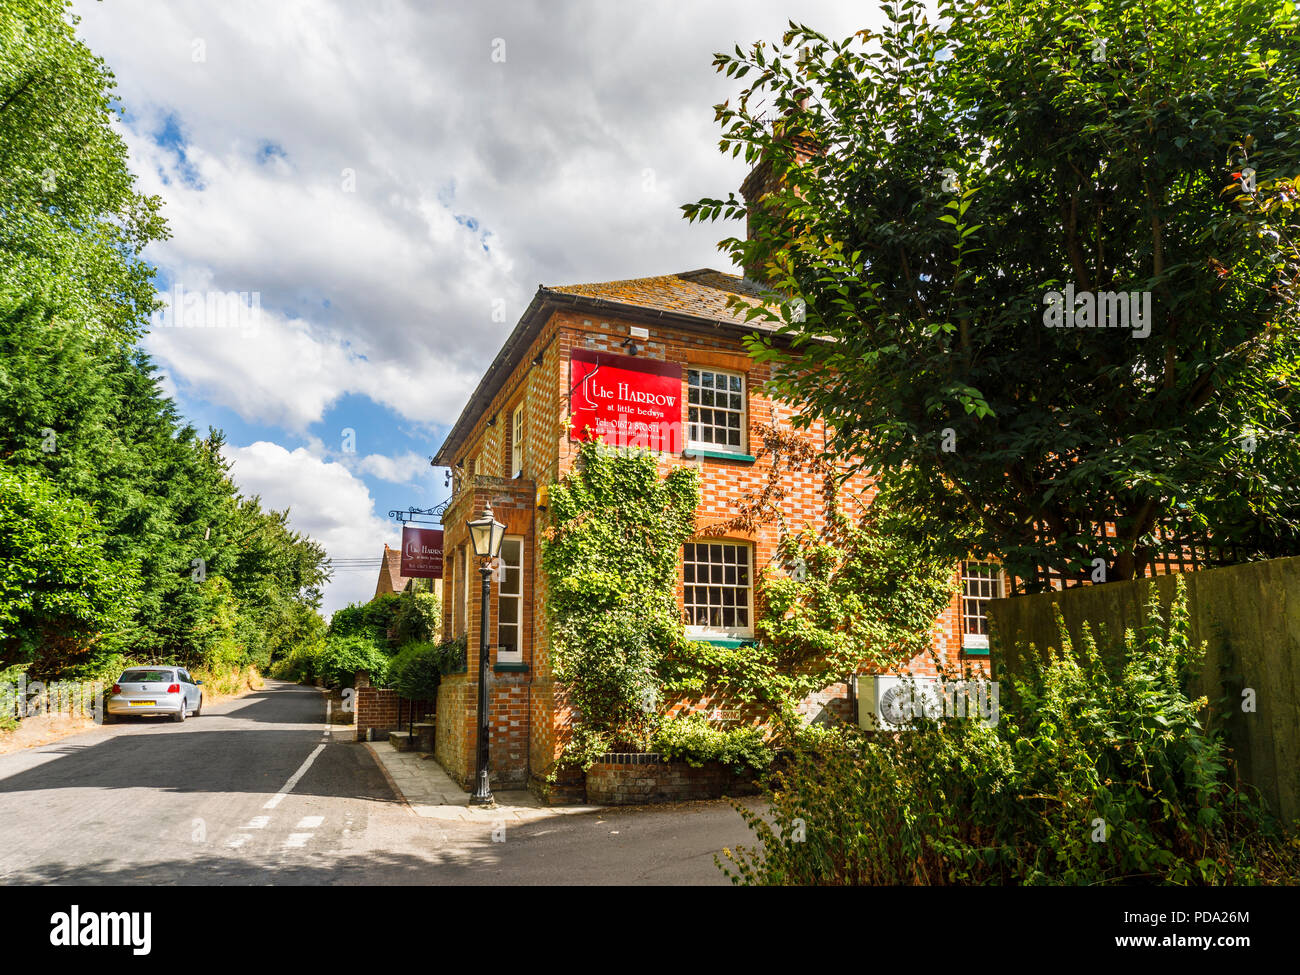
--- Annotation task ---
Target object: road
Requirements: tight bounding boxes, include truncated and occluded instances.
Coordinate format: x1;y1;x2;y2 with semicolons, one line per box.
0;681;755;885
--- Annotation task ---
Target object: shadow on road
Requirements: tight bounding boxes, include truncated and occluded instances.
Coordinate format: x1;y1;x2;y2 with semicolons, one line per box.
0;684;394;803
1;848;503;886
4;803;747;885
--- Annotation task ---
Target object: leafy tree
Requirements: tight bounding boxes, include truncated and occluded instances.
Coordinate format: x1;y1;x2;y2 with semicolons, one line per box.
0;0;330;680
0;462;138;674
686;0;1300;586
0;0;166;343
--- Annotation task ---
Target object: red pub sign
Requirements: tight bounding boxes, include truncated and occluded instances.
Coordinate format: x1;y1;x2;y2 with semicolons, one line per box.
569;349;683;452
400;526;443;579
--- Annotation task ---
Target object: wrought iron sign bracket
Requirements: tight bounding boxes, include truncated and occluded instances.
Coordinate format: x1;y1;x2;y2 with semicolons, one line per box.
388;500;449;526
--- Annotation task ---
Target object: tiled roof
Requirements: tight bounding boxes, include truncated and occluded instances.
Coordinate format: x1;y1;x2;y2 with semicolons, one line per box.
373;544;410;600
546;268;779;329
432;269;782;467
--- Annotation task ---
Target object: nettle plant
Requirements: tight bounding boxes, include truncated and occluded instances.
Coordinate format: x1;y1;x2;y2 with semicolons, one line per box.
721;577;1300;886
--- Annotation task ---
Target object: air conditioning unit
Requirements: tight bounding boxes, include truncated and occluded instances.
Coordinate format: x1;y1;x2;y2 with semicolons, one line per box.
858;675;942;731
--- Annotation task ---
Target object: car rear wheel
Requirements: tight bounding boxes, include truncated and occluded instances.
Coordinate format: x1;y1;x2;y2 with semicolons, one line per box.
194;695;203;717
173;702;187;723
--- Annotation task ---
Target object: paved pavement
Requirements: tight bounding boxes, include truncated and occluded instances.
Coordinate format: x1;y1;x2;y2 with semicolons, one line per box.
0;681;759;885
366;739;604;822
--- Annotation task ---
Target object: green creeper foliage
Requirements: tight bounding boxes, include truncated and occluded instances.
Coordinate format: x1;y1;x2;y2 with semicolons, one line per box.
662;425;957;716
544;436;955;772
756;508;956;701
659;509;957;714
542;441;701;758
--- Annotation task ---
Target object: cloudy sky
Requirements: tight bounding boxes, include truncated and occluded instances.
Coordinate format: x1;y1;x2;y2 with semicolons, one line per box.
72;0;877;614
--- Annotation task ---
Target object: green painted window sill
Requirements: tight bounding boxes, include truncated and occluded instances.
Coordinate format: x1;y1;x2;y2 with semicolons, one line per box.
962;646;991;657
699;637;754;649
493;662;529;673
683;448;756;463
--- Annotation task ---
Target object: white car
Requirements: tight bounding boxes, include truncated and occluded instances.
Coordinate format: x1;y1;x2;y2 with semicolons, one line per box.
106;667;204;723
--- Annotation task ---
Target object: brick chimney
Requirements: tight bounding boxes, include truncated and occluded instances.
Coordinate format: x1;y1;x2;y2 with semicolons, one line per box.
738;96;819;284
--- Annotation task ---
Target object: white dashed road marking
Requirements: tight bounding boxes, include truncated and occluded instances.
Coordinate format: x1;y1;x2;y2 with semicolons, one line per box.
295;816;324;829
264;744;325;810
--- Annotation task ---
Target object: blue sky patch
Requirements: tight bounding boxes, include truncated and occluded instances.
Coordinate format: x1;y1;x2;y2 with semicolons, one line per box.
152;112;204;190
258;140;288;164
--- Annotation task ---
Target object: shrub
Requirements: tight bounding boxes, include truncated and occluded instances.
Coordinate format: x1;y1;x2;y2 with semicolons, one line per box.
391;590;441;645
327;594;401;645
387;638;457;701
269;642;321;683
313;634;392;688
721;578;1300;885
651;713;774;774
432;634;467;674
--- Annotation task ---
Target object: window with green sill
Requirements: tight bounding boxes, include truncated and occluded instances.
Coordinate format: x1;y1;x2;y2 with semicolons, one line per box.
961;560;1002;654
687;367;747;456
683;539;754;641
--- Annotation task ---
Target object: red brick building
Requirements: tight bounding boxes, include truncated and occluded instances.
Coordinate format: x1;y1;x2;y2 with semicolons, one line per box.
372;543;443;603
373;544;412;599
430;256;1004;790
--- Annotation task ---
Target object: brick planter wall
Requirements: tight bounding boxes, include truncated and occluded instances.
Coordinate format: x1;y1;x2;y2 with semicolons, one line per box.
355;685;400;742
354;671;435;744
585;753;760;806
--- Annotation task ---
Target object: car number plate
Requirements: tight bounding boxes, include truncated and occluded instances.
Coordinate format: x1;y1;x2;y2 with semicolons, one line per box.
129;701;155;706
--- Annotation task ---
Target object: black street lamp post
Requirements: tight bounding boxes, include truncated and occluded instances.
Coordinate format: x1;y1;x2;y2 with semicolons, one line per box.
466;504;505;807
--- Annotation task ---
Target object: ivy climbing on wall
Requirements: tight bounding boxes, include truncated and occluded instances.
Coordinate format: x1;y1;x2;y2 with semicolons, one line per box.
541;428;958;776
541;440;701;769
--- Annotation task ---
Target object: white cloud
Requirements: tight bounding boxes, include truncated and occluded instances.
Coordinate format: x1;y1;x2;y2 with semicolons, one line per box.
65;0;885;619
356;451;434;486
143;272;475;432
222;440;398;615
74;0;877;433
